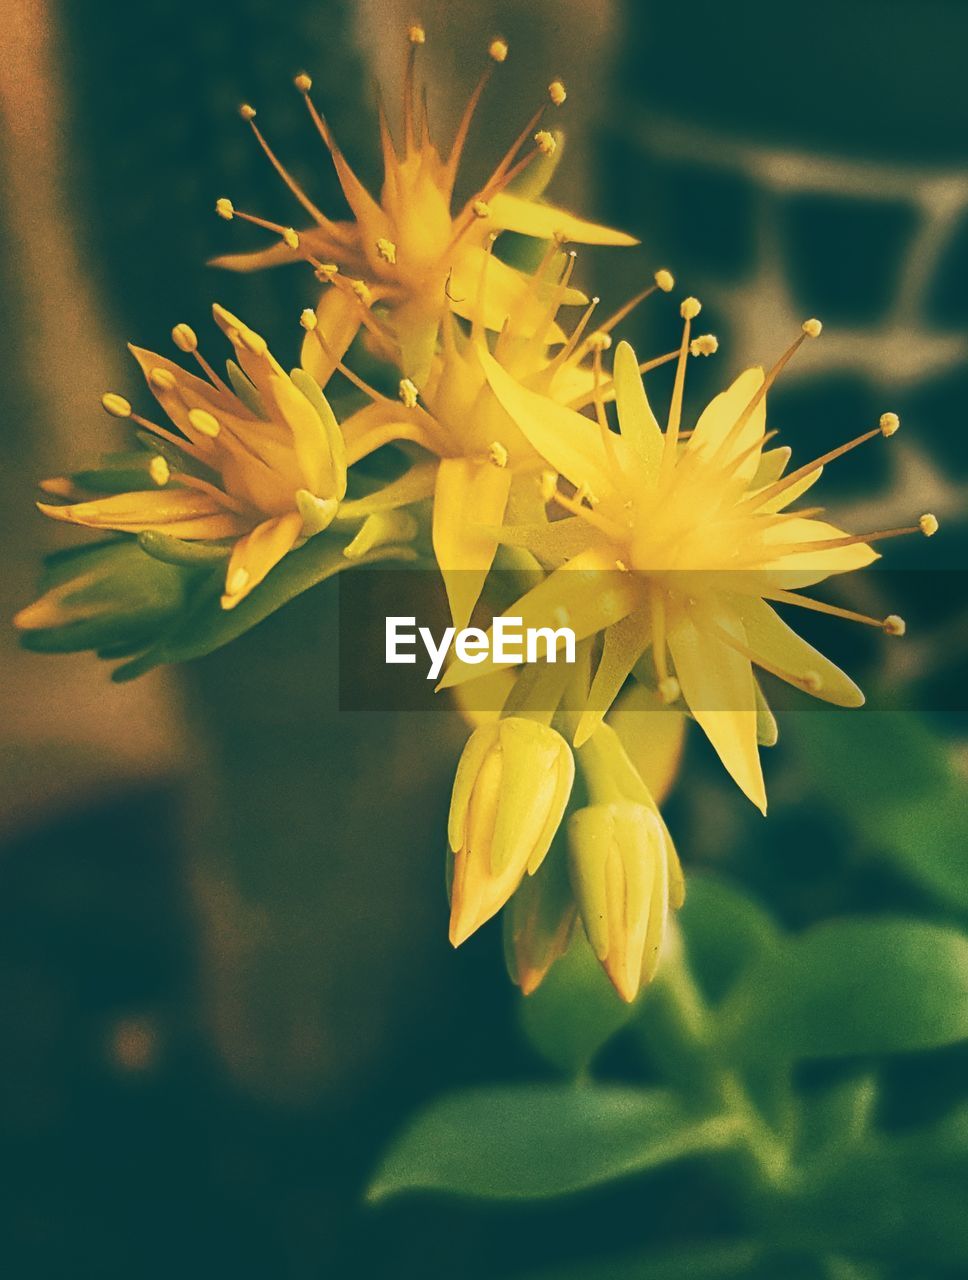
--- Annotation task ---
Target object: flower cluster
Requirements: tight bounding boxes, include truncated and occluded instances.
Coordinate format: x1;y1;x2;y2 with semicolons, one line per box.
16;27;936;1003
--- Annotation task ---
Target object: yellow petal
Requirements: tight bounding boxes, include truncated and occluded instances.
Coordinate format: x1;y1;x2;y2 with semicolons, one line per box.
574;607;652;747
221;511;304;610
613;341;663;482
449;249;583;342
488;192;638;247
731;596;864;707
209;224;355;273
341;400;439;465
667;605;766;813
300;287;363;385
687;368;766;480
432;457;512;631
754;466;823;513
37;490;247;539
761;517;879;588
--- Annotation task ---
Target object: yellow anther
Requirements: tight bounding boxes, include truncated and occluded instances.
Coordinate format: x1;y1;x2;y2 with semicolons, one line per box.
680;296;702;320
299;308;317;331
315;262;339;281
408;23;426;44
239;104;256;121
883;614;906;637
919;513;939;537
149;367;177;391
472;199;491;218
587;330;612;352
540;470;558;503
351;279;373;305
376;237;398;265
227;567;250;596
548;79;567;106
489;37;508;63
654;268;675;293
398;378;418;409
171;323;198;353
294;72;312;93
802;670;823;693
188;408;221;438
148;456;171;487
101;392;132;419
534;130;556;156
690;334;719;357
488;440;509;468
280;227;299;250
216;197;235;220
614;559;628;572
801;318;823;338
659;676;681;705
879;412;900;437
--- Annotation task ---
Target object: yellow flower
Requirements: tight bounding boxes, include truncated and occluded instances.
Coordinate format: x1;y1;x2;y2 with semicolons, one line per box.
35;305;347;611
448;717;574;946
442;309;936;813
211;27;635;384
337;258;684;630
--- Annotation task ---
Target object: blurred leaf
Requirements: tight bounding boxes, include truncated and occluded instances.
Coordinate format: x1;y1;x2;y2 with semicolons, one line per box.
368;1084;739;1202
519;932;638;1075
721;918;968;1061
794;712;968;910
797;1074;878;1165
678;877;781;1005
514;1240;764;1280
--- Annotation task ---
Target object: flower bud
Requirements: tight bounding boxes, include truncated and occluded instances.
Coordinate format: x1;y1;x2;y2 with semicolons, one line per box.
503;845;577;995
448;718;574;946
568;801;671;1002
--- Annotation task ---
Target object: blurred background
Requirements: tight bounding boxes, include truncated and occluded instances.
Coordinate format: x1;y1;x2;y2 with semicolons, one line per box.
1;1;965;1276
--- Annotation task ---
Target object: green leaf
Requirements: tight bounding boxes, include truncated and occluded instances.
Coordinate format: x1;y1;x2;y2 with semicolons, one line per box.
368;1084;738;1203
721;918;968;1062
519;933;638;1074
514;1240;763;1280
678;877;780;1005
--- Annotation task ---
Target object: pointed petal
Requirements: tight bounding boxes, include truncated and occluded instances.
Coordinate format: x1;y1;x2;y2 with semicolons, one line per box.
688;368;766;479
761;517;879;587
613;341;663;481
37;489;247;539
341;399;438;465
339;460;437;518
496;516;596;568
449;249;584;341
731;596;865;707
433;457;512;631
667;606;766;813
209;224;354;273
754;465;823;513
574;607;651;747
300;287;363;384
751;446;791;489
221;511;304;609
488;193;638;246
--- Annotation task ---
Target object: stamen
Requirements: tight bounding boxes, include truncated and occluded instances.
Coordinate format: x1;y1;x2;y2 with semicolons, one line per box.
216;197;235;220
884;615;906;637
403;25;426;153
307;325;385;402
768;589;907;634
920;513;939;537
225;203;301;247
488;440;509;468
489;37;508;63
399;378;419;409
548;80;567;106
709;618;828;695
880;412;900;437
534;130;556;155
746;420;897;512
101;393;132;418
654;269;675;293
376;237;398;264
777;519;935;555
240;104;331;226
172;324;230;394
188;408;221;439
447;41;505;184
690;334;718;357
659;297;700;480
148;456;171;487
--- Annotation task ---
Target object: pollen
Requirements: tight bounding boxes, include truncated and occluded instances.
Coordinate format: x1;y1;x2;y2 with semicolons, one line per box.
654;269;675;293
171;323;198;353
488;440;509;468
534;130;556;156
149;367;177;391
690;334;719;357
299;308;317;331
489;37;508;63
680;297;702;320
188;408;221;439
216;197;235;220
239;104;257;121
472;200;491;218
658;676;680;705
101;393;132;418
801;318;823;338
351;279;374;305
281;227;300;250
148;456;171;487
879;412;900;437
548;79;567;106
919;513;939;537
587;330;612;352
315;262;339;281
376;237;398;264
399;378;419;409
294;72;312;92
884;614;906;637
408;23;426;44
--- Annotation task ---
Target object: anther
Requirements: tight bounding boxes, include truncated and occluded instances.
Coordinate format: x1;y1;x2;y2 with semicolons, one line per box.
879;412;900;437
680;296;702;320
215;197;235;220
540;470;557;503
188;408;221;438
239;104;256;121
489;37;508;63
690;334;718;357
548;79;567;106
801;318;823;338
399;378;418;409
300;308;317;331
148;456;170;487
614;559;628;572
488;440;509;468
659;676;680;705
376;237;397;264
281;227;300;250
351;279;373;306
171;323;198;353
294;72;312;93
920;513;939;537
883;615;906;637
149;368;177;391
654;268;675;293
472;199;491;218
534;130;556;155
315;262;339;281
586;330;612;352
101;393;132;418
408;23;426;44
